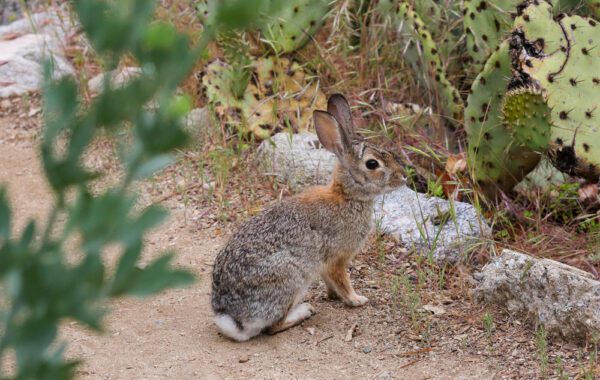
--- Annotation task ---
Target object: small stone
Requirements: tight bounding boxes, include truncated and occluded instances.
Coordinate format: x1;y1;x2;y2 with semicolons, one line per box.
27;107;41;117
305;327;315;336
362;346;372;354
238;355;250;363
421;304;446;315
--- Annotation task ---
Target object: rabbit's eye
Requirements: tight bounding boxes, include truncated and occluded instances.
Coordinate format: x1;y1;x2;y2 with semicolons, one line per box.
365;159;379;170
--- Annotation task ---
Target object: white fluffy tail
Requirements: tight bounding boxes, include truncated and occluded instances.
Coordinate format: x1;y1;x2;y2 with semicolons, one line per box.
215;314;266;342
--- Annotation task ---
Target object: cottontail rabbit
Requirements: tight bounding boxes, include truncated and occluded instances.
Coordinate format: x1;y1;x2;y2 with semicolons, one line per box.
211;94;406;341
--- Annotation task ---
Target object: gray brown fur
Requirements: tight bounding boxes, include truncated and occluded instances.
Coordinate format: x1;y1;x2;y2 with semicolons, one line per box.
211;94;406;341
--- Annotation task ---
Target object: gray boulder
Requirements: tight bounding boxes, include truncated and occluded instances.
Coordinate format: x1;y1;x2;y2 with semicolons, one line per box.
87;67;143;95
374;187;490;263
257;132;490;263
0;9;70;38
474;249;600;341
256;131;336;191
0;9;75;97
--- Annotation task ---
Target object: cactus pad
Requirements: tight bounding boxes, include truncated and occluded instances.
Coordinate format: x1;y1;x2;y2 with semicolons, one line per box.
465;41;541;196
396;3;464;122
502;87;552;152
260;0;329;54
201;57;326;139
463;0;521;68
514;157;568;196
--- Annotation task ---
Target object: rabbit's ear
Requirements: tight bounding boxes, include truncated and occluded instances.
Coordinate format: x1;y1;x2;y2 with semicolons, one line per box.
313;110;352;158
327;94;354;140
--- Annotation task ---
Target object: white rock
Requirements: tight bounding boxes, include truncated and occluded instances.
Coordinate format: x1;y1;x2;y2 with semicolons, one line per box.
0;9;76;98
87;67;143;95
185;107;211;130
0;10;74;41
256;131;336;191
257;132;490;263
0;34;74;97
474;249;600;341
374;187;490;263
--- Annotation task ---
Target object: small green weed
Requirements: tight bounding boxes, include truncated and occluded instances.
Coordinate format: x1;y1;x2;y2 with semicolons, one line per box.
535;325;549;379
482;312;494;344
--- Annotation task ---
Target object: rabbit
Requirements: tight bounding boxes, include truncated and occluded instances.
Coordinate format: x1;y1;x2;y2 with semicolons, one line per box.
211;94;406;341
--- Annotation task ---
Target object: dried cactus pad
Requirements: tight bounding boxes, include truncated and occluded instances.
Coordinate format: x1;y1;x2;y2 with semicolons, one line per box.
512;0;600;180
201;57;326;139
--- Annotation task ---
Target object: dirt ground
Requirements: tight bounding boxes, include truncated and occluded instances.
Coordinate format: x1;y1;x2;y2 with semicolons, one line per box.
0;106;596;379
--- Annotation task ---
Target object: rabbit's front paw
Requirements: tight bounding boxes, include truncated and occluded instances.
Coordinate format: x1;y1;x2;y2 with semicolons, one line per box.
346;294;369;307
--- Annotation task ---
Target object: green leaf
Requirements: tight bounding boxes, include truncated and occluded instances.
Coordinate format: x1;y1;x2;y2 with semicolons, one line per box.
12;319;58;371
134;110;188;155
117;205;168;247
41;144;99;193
68;190;135;253
131;154;175;180
88;77;158;128
0;189;10;240
169;95;192;118
209;0;286;32
73;0;157;58
42;73;79;143
124;254;195;297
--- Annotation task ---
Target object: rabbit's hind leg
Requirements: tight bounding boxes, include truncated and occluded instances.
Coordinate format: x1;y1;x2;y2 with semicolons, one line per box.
266;303;314;335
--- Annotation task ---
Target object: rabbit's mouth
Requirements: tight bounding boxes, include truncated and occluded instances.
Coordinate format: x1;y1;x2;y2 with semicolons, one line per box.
384;177;407;193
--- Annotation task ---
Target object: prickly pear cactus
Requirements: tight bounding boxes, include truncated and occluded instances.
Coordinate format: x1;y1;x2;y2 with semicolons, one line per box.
511;0;600;181
196;0;209;24
502;87;552;152
200;58;326;139
514;157;568;196
197;0;328;54
462;0;520;69
465;41;541;195
396;2;464;122
260;0;329;53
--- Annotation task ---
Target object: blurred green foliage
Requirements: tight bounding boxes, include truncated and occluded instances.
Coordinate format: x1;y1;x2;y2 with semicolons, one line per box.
0;0;286;378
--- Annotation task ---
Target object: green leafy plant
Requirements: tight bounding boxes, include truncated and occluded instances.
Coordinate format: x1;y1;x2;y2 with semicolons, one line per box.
0;0;284;378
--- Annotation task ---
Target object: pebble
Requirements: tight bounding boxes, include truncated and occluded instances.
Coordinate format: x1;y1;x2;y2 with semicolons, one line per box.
238;355;250;363
362;346;372;354
27;107;41;117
